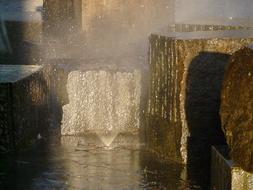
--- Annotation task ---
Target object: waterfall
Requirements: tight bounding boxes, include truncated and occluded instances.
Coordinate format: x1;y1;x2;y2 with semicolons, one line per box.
61;68;142;146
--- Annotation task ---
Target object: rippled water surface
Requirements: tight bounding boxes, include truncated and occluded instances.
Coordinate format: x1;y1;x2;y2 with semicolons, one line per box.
1;135;201;190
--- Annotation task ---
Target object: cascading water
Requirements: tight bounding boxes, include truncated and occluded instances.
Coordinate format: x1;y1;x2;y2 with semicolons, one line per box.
42;0;174;148
61;67;142;147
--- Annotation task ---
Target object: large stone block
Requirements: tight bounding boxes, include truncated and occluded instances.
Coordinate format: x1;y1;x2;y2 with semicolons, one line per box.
147;30;253;164
0;65;49;153
220;46;253;173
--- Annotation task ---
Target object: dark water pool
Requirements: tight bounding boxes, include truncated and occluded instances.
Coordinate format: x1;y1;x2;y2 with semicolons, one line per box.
0;135;202;190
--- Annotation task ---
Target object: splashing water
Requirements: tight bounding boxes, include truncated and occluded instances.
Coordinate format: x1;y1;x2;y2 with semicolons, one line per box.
97;130;119;147
61;68;142;146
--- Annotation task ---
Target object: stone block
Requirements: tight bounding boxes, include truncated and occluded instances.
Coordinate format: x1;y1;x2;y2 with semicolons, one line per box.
147;29;253;164
0;65;49;153
220;46;253;173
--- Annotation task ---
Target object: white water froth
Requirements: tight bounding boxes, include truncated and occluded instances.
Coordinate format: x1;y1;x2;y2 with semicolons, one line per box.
61;69;141;146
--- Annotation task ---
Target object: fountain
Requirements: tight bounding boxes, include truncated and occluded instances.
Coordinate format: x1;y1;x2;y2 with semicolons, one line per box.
59;63;142;147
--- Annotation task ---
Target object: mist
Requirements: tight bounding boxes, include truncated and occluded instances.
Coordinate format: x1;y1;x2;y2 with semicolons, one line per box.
175;0;253;24
44;0;174;65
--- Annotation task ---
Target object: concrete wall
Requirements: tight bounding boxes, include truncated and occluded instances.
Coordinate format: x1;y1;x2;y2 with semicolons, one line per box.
175;0;253;25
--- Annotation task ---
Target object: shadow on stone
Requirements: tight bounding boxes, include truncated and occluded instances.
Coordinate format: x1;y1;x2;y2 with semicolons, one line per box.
185;52;229;187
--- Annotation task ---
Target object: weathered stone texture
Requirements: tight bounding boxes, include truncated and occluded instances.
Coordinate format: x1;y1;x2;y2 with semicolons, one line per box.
147;31;253;164
220;46;253;173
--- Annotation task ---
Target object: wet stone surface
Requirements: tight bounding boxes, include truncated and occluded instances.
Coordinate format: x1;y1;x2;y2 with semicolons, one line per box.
0;135;202;190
